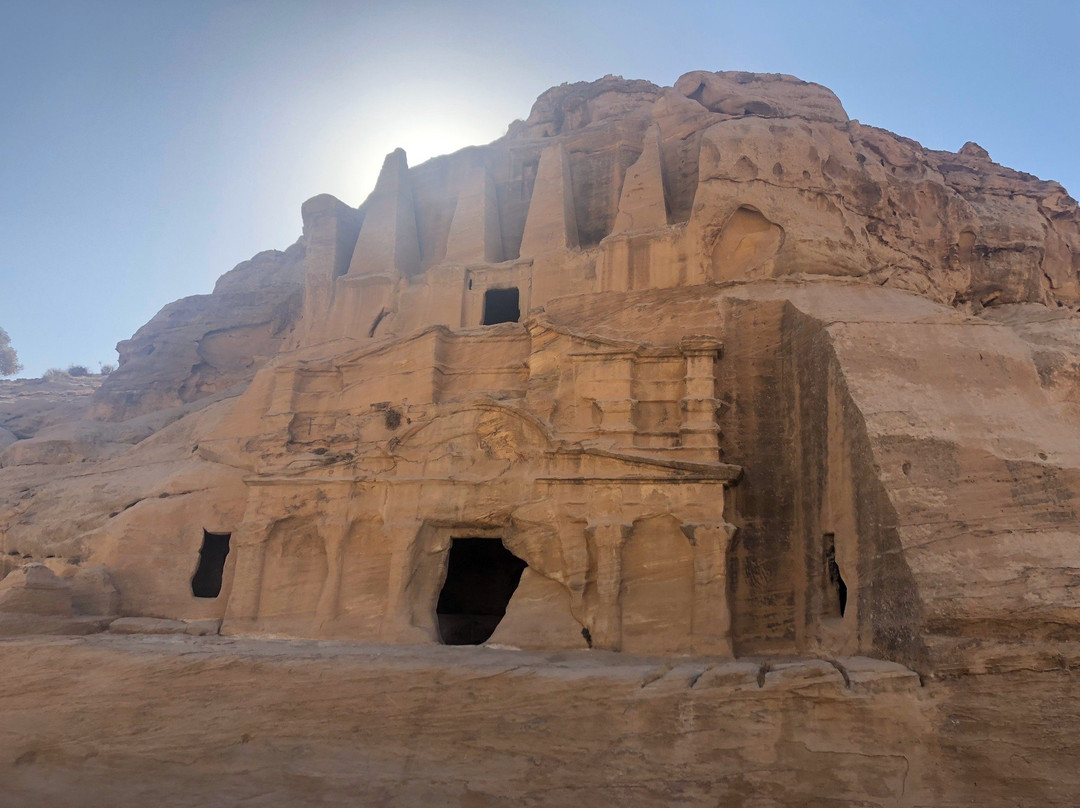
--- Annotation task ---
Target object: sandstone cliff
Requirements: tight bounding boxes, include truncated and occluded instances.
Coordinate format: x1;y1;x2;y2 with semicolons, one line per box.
1;71;1079;806
91;242;305;421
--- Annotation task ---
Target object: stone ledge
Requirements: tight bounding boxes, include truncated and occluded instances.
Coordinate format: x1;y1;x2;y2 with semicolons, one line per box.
0;614;110;637
1;635;1068;806
108;617;221;636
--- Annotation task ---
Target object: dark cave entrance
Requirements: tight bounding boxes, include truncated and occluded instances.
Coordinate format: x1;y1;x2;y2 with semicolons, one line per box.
191;530;231;598
481;287;520;325
823;533;848;618
436;538;527;645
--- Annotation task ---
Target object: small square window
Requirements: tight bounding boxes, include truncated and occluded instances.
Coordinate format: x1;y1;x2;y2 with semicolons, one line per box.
482;287;520;325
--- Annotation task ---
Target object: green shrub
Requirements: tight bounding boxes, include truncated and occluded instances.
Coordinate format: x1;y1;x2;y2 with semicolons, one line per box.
0;328;21;377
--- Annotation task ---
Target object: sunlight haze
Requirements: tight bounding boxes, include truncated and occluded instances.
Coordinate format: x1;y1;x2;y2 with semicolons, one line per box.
1;0;1077;376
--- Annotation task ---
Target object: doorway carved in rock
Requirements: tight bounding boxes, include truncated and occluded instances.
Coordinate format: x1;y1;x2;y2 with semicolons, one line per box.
436;538;527;645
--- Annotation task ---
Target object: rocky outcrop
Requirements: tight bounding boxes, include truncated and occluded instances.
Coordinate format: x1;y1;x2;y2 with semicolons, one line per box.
91;243;305;421
1;70;1079;804
0;374;102;440
1;635;1079;807
674;69;850;122
509;74;662;138
0;563;71;615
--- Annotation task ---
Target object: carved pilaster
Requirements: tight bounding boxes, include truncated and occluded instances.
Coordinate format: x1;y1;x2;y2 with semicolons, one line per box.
219;520;270;632
576;351;637;439
379;518;432;643
556;516;589;618
679;335;723;457
314;526;347;625
681;520;736;655
585;520;632;650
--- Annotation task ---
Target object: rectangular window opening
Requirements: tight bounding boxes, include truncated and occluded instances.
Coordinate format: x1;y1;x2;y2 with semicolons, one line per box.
482;287;520;325
191;530;231;598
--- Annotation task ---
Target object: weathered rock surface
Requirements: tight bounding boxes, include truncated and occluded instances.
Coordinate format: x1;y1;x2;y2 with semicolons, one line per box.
0;635;1078;807
107;616;216;635
0;374;103;441
1;70;1079;804
90;243;305;421
0;563;71;615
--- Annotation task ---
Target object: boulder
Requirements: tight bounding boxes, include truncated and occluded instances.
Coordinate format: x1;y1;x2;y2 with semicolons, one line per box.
0;564;72;616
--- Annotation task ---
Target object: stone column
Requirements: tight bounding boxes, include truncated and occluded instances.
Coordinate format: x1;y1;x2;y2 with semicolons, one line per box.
585;520;631;650
557;516;589;620
220;514;273;634
380;518;436;644
679;335;722;459
314;524;347;627
681;520;736;656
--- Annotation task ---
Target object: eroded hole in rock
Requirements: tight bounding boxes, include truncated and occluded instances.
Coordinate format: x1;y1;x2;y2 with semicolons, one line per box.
191;530;231;598
823;533;847;618
482;287;520;325
437;538;527;645
710;206;783;282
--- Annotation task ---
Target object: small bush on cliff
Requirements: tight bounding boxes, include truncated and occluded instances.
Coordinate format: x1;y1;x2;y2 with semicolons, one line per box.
42;368;67;380
66;364;90;377
0;328;21;377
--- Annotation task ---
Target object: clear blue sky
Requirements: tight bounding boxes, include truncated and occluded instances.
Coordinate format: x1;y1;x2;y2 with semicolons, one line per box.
1;0;1077;377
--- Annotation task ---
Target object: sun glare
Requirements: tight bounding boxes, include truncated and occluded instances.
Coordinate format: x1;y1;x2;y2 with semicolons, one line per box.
336;87;514;206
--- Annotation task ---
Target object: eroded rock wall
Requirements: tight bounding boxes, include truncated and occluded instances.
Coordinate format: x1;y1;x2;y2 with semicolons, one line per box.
294;71;1079;357
1;69;1079;803
92;243;305;421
